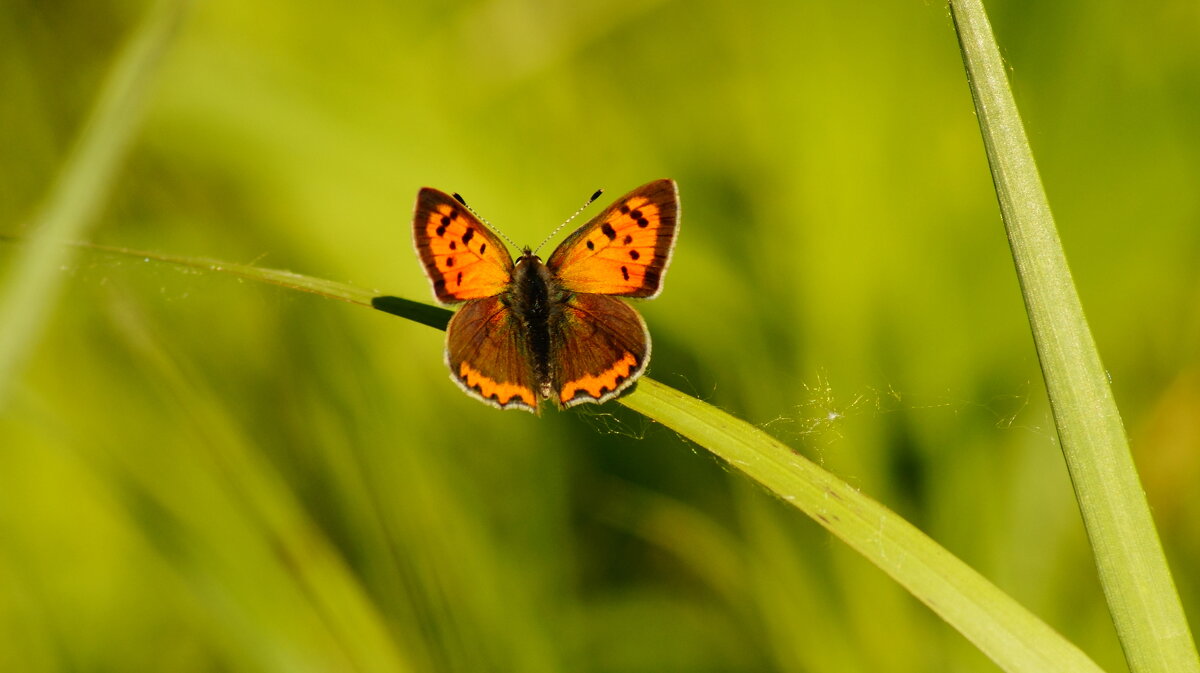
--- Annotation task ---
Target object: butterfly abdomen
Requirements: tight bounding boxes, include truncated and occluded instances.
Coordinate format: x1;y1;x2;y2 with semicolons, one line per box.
511;252;557;397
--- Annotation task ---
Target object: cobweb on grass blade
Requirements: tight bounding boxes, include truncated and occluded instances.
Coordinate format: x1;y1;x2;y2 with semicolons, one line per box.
760;371;1051;446
577;372;721;441
71;248;311;308
576;404;652;440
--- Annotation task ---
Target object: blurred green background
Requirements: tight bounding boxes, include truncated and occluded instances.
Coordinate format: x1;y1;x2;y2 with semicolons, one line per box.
2;0;1198;671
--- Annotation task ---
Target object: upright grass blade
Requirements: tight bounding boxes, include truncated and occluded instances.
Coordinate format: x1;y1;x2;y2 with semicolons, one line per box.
948;2;1200;672
0;0;189;409
33;239;1108;673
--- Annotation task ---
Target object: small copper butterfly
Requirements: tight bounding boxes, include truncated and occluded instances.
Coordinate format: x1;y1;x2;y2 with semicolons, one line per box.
413;179;680;413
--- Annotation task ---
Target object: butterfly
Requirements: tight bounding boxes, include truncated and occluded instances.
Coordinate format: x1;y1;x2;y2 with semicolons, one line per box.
413;179;679;414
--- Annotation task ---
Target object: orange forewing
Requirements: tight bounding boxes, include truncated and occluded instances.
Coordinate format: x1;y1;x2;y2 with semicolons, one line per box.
547;179;679;298
413;188;513;303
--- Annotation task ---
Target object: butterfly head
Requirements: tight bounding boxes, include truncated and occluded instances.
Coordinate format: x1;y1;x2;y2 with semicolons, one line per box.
517;247;541;266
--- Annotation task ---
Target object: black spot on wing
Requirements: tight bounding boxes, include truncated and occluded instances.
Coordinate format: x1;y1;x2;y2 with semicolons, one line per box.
601;222;616;239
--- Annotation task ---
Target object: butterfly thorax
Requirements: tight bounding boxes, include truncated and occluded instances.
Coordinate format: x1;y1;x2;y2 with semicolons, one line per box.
508;249;565;398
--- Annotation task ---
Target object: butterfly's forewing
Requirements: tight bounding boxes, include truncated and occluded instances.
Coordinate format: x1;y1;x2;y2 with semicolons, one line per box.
547;179;679;298
413;188;514;303
550;292;649;408
446;295;540;413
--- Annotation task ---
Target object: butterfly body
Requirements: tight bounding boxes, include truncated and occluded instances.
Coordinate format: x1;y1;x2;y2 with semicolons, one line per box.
504;249;561;397
414;180;679;414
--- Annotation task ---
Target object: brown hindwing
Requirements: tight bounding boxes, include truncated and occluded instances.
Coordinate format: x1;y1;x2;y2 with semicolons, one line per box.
549;292;649;407
445;295;539;413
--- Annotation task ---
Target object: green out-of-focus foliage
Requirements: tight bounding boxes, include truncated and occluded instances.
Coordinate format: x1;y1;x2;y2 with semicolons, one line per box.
1;0;1197;671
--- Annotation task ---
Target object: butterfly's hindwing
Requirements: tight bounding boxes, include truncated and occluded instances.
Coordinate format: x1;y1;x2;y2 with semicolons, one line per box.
413;188;514;303
550;292;649;407
547;179;679;298
445;295;540;413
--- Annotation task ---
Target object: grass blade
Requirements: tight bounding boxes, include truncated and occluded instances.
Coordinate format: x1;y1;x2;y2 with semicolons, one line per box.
42;239;1107;673
620;379;1105;673
948;1;1200;671
0;0;189;408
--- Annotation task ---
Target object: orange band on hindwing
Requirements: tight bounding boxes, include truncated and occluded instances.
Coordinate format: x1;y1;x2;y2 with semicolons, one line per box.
559;352;640;406
458;361;538;410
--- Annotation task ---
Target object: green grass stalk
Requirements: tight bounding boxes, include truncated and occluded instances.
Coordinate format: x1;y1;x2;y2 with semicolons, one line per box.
948;1;1200;671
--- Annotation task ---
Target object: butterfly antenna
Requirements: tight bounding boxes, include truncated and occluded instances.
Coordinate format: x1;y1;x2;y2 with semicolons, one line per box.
533;188;603;255
452;191;521;252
